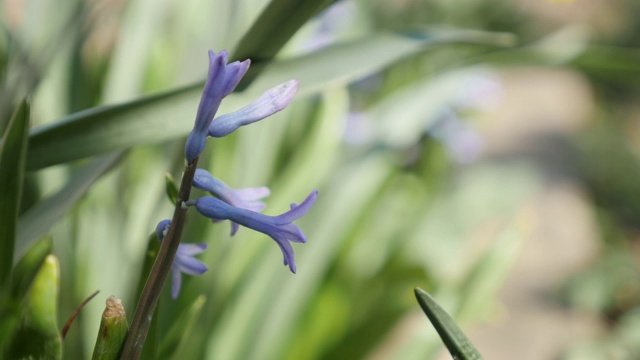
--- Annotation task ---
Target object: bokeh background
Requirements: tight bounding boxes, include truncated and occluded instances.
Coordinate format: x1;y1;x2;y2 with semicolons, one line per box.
3;0;640;359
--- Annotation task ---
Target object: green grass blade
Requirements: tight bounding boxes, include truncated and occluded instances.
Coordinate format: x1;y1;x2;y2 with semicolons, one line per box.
232;0;335;87
414;287;483;360
158;295;206;360
14;153;122;261
0;98;30;291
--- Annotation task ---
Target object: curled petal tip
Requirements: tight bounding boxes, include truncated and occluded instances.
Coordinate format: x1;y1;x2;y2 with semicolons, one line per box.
208;78;300;138
194;194;314;274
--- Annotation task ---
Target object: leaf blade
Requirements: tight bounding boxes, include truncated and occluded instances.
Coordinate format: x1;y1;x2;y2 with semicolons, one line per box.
25;29;512;170
414;287;483;360
232;0;335;87
0;98;30;290
15;153;122;261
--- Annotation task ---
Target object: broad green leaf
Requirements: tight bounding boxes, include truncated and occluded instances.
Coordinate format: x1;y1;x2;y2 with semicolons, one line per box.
414;287;483;360
25;29;513;170
0;98;30;291
14;153;122;261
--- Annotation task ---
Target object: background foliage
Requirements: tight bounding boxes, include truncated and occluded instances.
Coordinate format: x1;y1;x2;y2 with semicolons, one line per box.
2;0;640;359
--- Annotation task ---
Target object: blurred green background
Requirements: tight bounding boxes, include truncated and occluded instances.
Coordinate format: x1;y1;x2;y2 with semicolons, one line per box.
3;0;640;359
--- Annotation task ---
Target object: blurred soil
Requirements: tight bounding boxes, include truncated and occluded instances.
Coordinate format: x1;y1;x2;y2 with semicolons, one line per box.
462;68;604;359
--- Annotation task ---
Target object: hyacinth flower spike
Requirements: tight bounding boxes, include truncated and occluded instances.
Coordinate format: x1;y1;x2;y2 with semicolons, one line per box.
193;168;270;236
155;220;208;299
185;50;250;162
189;190;318;273
208;79;299;137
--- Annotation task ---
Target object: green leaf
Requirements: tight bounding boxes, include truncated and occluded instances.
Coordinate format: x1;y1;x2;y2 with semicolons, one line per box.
232;0;335;87
0;98;30;291
25;29;511;170
26;87;197;170
10;235;52;300
165;173;179;204
0;309;19;357
158;295;206;360
14;153;122;261
91;296;129;360
6;254;62;360
414;287;483;360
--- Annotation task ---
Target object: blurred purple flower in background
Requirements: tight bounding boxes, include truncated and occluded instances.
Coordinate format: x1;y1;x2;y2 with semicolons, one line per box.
342;111;374;145
295;0;358;53
429;109;484;164
429;73;502;164
453;73;502;111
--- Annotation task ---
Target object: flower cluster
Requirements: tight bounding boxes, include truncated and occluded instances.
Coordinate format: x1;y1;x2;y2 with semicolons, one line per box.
158;50;317;298
190;190;318;273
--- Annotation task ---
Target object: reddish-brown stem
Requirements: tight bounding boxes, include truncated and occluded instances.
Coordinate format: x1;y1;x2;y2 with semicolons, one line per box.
61;289;100;339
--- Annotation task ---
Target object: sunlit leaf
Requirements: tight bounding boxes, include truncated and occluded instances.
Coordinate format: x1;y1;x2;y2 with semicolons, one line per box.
414;287;483;360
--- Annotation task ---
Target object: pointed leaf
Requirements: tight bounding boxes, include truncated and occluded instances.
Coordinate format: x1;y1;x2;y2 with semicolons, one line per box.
25;29;512;170
414;287;483;360
14;153;122;261
0;98;29;291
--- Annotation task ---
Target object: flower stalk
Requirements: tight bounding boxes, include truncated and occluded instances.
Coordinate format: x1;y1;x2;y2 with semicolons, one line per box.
119;158;199;359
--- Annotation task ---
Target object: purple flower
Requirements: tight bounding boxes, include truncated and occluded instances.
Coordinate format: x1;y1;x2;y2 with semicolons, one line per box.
190;190;318;273
192;168;270;235
185;50;250;163
155;220;208;299
208;79;299;138
429;109;483;164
